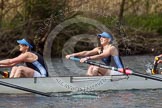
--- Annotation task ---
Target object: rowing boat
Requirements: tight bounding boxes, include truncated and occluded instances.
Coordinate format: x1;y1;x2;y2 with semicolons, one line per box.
0;74;162;94
0;57;161;96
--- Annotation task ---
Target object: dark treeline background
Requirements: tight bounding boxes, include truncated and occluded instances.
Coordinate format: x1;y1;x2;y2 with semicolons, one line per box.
0;0;162;58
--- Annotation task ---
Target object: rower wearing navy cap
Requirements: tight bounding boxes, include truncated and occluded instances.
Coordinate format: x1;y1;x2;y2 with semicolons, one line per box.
66;32;124;76
0;38;48;78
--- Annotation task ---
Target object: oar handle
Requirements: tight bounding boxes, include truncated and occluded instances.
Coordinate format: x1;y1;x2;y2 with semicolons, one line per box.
69;56;80;62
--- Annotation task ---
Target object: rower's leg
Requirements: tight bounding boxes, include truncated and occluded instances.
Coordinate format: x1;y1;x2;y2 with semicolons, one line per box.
92;66;100;76
87;65;100;76
10;66;18;78
86;65;94;76
14;66;35;78
109;70;123;75
87;66;108;76
99;68;123;75
97;67;108;75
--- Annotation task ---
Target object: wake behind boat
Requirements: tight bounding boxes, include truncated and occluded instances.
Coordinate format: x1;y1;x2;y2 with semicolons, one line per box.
0;75;162;94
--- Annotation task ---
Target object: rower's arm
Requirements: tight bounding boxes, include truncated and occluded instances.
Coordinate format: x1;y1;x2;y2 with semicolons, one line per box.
0;59;17;66
0;63;17;68
110;47;124;68
82;46;117;60
84;49;110;60
113;56;124;68
66;47;98;59
89;46;123;68
0;54;27;66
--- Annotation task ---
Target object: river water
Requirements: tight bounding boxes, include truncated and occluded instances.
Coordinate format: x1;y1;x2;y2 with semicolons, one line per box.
0;55;162;108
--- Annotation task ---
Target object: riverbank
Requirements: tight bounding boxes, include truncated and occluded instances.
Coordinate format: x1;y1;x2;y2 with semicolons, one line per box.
0;27;161;58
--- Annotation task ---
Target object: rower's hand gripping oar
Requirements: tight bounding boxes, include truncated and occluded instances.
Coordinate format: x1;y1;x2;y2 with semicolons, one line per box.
70;57;162;82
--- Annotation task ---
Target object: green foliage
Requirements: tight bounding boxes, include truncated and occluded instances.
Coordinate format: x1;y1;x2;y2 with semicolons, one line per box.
0;0;68;29
1;0;162;57
24;0;54;19
157;27;162;35
124;14;162;33
95;16;119;30
23;0;67;21
96;14;162;35
10;12;24;29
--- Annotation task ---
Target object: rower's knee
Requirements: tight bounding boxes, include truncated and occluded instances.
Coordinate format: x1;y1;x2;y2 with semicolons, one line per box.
93;66;99;71
14;66;24;78
17;66;24;71
11;66;18;71
92;66;99;75
87;66;99;76
10;66;18;78
12;66;18;69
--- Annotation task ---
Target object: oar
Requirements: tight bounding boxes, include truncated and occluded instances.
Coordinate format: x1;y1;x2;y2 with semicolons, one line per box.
70;57;162;82
0;77;50;97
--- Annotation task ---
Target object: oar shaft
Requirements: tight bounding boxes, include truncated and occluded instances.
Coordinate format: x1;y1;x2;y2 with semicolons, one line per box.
0;80;50;97
131;69;162;82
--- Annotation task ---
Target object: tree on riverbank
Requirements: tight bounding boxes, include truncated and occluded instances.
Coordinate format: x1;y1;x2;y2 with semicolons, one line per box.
0;0;162;57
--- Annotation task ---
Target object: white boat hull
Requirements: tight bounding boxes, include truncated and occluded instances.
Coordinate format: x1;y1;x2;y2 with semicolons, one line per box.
0;75;162;94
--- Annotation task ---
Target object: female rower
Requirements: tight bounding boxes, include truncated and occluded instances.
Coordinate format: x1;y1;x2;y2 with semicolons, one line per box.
0;38;48;78
66;32;124;76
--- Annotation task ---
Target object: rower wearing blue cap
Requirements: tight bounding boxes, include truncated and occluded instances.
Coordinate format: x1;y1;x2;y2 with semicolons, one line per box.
66;32;124;76
0;38;48;78
97;32;113;42
98;32;123;69
17;38;33;49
